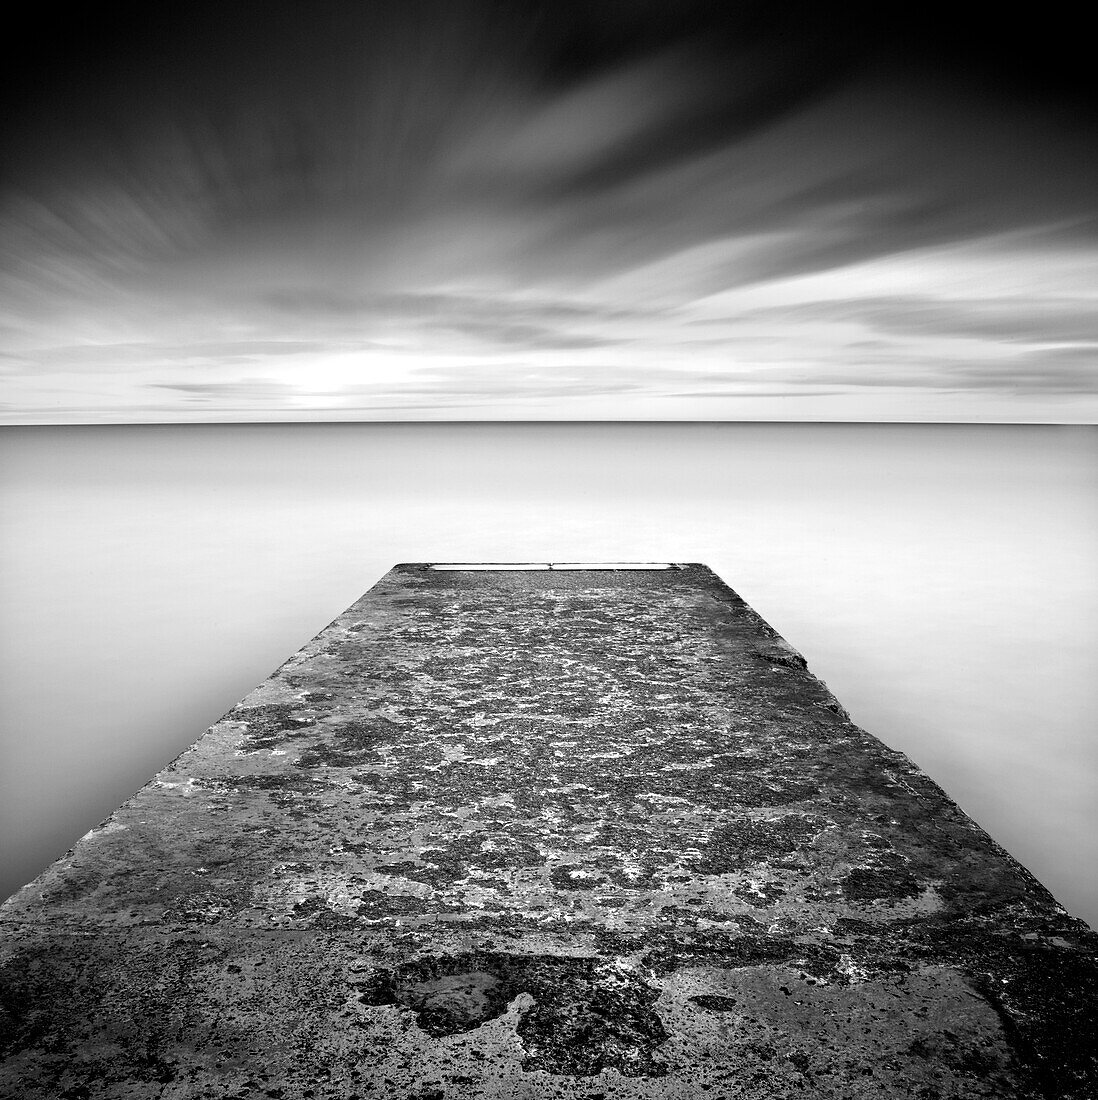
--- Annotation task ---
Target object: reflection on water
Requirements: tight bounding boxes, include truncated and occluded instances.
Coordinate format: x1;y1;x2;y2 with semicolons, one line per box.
1;423;1095;926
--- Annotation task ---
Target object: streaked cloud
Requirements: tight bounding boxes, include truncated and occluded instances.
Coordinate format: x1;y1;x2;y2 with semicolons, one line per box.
1;3;1096;422
17;340;345;370
733;296;1098;346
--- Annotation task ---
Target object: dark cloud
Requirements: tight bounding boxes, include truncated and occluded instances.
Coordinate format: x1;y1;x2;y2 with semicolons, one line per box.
449;78;1098;301
260;289;644;323
416;320;619;351
257;290;632;351
8;2;1093;277
947;348;1097;394
879;306;1098;347
761;347;1097;395
734;297;1098;346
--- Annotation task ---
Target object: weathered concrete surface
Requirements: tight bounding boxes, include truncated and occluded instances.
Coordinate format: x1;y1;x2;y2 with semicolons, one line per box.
2;563;1096;1099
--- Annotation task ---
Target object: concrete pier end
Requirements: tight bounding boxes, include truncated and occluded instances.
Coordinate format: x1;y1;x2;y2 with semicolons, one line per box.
2;563;1096;1098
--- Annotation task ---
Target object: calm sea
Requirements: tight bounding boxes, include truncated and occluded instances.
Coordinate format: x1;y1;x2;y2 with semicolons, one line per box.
2;423;1095;926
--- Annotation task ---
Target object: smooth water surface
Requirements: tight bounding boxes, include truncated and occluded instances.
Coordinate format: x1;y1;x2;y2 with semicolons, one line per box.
2;423;1095;925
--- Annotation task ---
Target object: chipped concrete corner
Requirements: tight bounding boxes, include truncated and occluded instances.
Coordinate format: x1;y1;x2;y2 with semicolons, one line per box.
2;563;1096;1099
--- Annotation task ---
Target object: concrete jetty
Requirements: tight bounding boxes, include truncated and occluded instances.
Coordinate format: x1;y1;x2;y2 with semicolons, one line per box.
2;563;1096;1098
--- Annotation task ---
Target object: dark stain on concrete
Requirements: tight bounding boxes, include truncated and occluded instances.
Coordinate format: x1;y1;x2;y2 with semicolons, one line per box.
842;857;922;902
233;703;320;752
694;813;825;873
689;993;740;1011
359;951;669;1077
295;716;404;770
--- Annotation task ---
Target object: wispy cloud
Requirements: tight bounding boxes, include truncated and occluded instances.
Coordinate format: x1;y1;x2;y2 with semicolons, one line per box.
259;289;646;323
18;339;346;370
256;289;634;350
732;296;1098;346
2;4;1096;421
150;380;301;404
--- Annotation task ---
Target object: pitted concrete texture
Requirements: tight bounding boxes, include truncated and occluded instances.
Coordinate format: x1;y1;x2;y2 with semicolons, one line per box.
2;563;1096;1099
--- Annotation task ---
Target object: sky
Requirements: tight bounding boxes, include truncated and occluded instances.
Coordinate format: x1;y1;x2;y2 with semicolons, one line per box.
2;1;1097;422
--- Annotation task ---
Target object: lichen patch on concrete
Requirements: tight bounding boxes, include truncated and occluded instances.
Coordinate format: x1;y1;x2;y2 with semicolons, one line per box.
2;563;1096;1098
